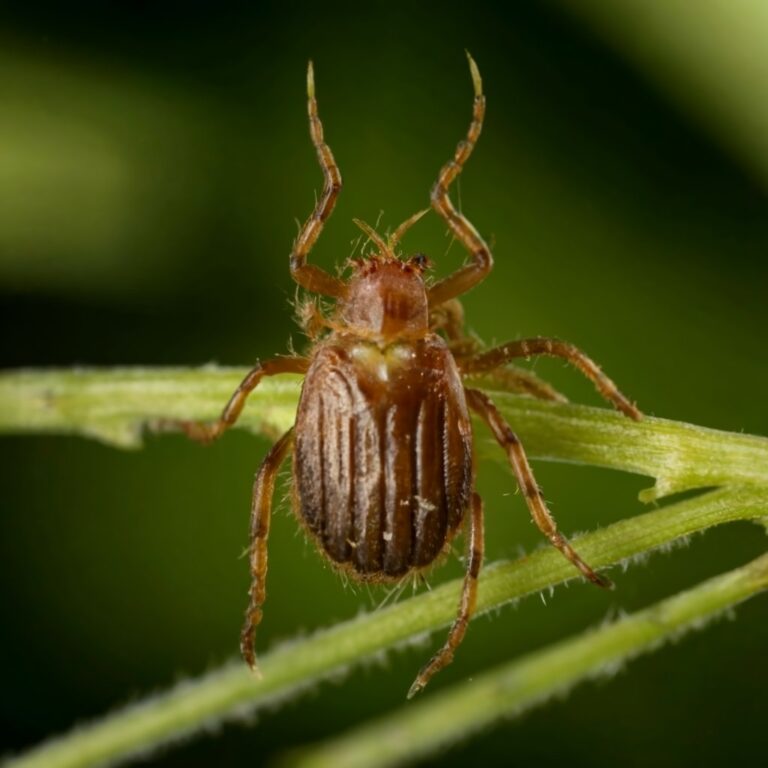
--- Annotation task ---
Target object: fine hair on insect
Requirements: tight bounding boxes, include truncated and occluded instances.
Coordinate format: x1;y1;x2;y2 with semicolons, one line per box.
156;52;641;698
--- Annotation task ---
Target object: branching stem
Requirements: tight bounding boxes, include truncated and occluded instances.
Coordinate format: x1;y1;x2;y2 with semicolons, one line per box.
2;367;767;500
2;368;767;768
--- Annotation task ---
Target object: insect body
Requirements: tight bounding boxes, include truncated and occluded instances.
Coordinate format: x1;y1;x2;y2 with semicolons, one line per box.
295;330;472;578
163;54;641;697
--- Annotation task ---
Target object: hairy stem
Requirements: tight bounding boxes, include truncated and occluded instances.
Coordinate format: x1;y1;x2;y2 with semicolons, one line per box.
3;367;767;768
2;367;768;500
6;486;767;768
289;550;768;768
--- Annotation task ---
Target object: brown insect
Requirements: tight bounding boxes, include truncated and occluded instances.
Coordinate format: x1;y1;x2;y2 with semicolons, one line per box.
161;53;641;697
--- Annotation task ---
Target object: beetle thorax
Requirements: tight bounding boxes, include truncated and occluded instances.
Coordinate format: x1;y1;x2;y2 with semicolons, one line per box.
338;258;428;341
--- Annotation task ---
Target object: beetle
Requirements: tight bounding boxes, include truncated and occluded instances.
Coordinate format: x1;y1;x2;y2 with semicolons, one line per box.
160;53;641;697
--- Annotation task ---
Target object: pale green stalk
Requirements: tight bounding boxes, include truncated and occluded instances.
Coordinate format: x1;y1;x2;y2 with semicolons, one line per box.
2;368;767;768
2;367;768;500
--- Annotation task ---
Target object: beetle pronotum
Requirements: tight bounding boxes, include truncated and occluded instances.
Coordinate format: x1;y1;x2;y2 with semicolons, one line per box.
159;53;641;697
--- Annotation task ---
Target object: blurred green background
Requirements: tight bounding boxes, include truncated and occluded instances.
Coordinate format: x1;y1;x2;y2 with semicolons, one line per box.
2;2;767;766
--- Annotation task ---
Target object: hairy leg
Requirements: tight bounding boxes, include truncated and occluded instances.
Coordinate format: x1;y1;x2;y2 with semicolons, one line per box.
240;428;294;673
154;356;308;443
430;300;565;401
466;388;612;589
289;62;346;299
462;337;641;420
428;54;493;308
430;298;471;346
408;492;484;698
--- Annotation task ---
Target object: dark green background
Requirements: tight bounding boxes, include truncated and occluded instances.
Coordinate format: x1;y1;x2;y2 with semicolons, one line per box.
2;3;766;767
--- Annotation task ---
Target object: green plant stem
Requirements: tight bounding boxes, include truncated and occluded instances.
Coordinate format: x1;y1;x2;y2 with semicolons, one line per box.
6;485;767;768
289;550;768;768
0;367;302;447
2;367;768;500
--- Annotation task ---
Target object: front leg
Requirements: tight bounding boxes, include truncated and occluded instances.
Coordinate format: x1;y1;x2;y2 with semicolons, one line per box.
462;337;641;420
289;62;346;299
153;356;308;443
466;388;612;589
428;54;493;307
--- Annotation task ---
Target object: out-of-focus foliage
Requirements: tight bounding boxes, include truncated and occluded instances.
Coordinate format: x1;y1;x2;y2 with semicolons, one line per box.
568;0;768;189
2;3;766;767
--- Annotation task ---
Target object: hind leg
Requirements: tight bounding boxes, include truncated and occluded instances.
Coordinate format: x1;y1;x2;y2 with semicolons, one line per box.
240;427;295;672
408;491;484;698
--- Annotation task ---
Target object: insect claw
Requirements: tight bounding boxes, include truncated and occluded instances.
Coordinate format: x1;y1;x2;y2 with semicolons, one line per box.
465;50;482;97
307;60;315;99
406;678;424;700
242;644;264;679
596;573;616;591
407;654;441;699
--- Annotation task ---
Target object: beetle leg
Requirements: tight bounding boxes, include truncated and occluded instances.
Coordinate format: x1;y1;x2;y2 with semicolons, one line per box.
430;299;472;345
240;427;294;674
429;300;565;402
466;388;613;589
152;356;308;443
462;337;641;420
429;298;482;358
290;62;347;299
428;53;493;308
408;492;484;698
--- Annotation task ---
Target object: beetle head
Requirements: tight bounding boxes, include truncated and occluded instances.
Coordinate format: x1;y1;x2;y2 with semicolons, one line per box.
340;215;431;341
341;255;429;341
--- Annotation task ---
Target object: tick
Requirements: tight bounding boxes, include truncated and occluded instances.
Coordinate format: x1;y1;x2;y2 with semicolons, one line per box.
160;54;641;697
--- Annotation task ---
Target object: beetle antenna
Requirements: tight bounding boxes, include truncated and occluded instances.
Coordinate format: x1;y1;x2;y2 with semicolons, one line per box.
389;208;429;252
352;218;394;258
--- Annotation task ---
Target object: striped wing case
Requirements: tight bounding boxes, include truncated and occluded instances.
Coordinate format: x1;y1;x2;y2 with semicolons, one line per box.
293;334;473;579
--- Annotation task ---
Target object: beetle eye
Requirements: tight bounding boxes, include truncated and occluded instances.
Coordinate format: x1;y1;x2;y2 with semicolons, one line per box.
409;253;431;271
